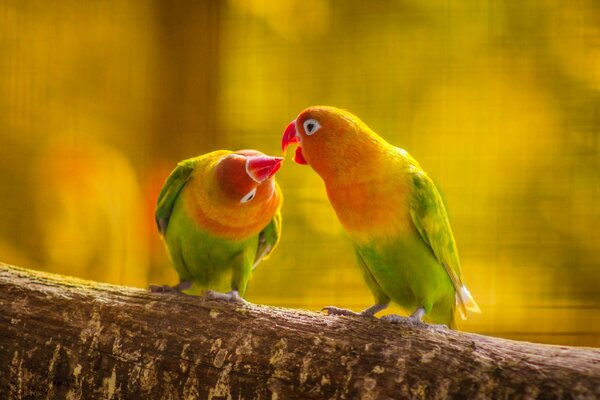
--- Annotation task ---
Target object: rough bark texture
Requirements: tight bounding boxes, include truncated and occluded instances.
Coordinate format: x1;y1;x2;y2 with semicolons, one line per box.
0;264;599;400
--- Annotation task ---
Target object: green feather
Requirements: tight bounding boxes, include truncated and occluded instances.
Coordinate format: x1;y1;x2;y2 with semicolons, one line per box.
408;165;480;319
355;232;457;327
253;209;282;270
155;152;282;296
155;159;196;236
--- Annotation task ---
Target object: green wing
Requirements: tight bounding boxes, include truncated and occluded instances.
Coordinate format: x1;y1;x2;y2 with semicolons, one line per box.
408;165;480;317
252;208;282;271
155;159;195;236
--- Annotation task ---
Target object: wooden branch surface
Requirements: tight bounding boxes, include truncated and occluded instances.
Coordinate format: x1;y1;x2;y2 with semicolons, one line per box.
0;263;598;399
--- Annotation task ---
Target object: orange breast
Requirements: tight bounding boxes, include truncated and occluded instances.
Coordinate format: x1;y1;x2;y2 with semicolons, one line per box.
183;167;282;240
190;195;280;240
326;175;414;244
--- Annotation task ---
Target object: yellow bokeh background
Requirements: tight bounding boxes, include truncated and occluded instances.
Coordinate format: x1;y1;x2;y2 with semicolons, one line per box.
1;1;598;346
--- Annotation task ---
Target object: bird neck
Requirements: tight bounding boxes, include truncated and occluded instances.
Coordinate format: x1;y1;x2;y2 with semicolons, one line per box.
316;134;391;188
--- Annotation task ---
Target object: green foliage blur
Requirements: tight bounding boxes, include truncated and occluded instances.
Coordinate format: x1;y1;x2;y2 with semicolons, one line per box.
1;1;598;346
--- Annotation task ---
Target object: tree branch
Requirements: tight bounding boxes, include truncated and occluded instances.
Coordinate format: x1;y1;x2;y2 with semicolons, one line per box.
0;263;598;399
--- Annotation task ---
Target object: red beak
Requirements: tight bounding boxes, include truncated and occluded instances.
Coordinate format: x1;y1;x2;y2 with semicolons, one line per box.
245;155;284;183
281;120;308;165
281;120;298;152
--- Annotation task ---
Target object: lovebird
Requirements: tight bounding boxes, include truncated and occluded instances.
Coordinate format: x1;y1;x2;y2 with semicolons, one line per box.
152;149;283;301
281;106;480;327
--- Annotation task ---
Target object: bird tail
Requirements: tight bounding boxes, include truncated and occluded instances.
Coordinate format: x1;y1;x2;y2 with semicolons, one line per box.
448;309;458;330
456;285;481;320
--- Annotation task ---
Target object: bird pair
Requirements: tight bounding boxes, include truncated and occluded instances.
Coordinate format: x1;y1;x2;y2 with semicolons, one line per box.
152;106;480;329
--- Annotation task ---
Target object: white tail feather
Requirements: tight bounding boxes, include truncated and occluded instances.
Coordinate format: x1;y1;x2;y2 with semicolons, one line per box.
456;285;481;320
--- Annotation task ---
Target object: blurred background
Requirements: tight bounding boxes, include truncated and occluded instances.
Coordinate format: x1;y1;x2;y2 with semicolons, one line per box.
1;0;598;346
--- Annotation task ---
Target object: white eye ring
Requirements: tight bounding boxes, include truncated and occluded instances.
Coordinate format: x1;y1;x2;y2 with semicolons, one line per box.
240;187;257;203
303;118;321;136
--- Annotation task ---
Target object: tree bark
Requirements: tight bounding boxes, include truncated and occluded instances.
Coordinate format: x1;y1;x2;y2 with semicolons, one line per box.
0;263;598;400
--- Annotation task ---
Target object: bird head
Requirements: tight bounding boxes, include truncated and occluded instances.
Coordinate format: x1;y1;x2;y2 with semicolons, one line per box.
281;106;380;179
215;150;283;205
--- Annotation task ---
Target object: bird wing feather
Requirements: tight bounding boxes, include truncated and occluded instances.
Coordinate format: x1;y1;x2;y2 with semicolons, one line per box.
253;208;282;271
155;159;195;236
407;165;480;319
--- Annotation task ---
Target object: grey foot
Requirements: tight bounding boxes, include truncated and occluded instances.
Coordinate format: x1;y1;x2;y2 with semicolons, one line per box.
380;314;408;323
381;308;448;330
381;314;432;328
204;290;248;304
323;302;389;317
322;306;360;316
407;307;448;329
149;281;192;294
360;302;390;317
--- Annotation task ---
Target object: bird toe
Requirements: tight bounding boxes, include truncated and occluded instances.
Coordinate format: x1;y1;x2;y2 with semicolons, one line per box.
322;306;360;316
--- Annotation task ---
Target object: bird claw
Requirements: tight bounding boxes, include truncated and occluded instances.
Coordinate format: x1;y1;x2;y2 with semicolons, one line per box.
148;284;170;293
380;314;408;323
149;284;183;294
381;314;448;330
148;281;192;294
204;290;248;304
424;322;449;330
321;306;360;316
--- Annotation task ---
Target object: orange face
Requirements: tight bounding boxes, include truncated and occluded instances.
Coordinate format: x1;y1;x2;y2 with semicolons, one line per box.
215;149;283;206
281;106;380;180
185;149;283;240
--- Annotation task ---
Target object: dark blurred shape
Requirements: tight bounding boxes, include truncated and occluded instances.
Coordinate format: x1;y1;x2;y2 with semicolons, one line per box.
35;140;149;286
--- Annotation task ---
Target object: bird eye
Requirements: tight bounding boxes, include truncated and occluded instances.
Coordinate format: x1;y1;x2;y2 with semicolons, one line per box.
303;118;321;136
240;187;257;203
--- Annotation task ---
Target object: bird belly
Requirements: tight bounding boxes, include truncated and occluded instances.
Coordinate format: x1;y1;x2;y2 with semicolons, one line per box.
356;234;455;322
164;201;258;292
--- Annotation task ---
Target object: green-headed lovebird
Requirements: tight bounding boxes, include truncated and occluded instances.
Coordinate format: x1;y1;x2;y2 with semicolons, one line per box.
152;149;283;302
281;106;480;328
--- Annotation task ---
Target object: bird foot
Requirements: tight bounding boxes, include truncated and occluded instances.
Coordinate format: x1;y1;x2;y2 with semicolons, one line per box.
204;290;248;304
423;321;449;330
149;281;192;294
380;314;408;323
322;306;361;316
148;284;173;293
380;314;448;330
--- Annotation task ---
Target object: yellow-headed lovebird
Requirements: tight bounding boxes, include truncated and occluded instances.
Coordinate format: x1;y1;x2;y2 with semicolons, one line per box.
152;150;283;302
281;106;480;328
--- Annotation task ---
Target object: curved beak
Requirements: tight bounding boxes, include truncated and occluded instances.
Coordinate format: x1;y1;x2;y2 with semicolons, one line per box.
245;155;284;183
281;120;299;153
281;119;308;165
